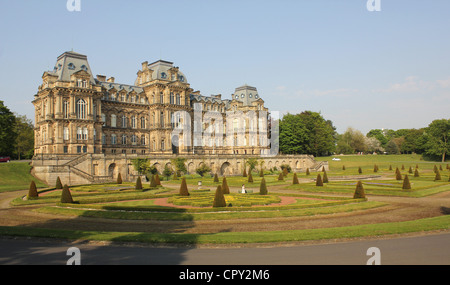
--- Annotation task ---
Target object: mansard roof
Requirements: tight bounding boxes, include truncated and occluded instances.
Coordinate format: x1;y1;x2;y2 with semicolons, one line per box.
46;51;95;83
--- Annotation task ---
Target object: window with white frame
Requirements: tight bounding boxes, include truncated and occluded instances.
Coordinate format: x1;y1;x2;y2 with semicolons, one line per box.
111;114;117;127
111;134;116;145
63;127;69;140
76;99;87;119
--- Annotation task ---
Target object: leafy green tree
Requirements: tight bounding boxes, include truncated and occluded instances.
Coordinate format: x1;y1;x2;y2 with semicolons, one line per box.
245;158;259;172
425;119;450;162
385;140;400;155
13;113;34;160
170;157;187;175
163;164;173;180
279;111;336;156
196;163;211;177
0;101;17;156
366;129;388;146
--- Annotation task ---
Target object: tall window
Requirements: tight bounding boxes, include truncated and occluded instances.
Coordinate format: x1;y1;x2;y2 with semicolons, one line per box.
82;128;88;140
161;139;165;150
121;115;127;128
63;127;69;140
77;127;82;140
176;94;180;105
111;114;117;127
141;135;146;145
160;92;164;104
76;99;87;119
131;135;137;145
102;134;106;145
111;134;116;145
63;101;69;119
160;111;164;127
131;116;136;128
122;135;127;145
141;117;146;129
170;93;174;104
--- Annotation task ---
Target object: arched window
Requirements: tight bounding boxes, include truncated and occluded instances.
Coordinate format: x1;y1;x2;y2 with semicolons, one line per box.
76;99;86;119
111;134;116;145
141;117;146;129
122;135;127;145
131;116;136;128
122;115;127;128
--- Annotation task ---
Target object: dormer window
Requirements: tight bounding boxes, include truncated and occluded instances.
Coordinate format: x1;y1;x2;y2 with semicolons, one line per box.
255;94;259;99
161;72;167;79
241;94;245;98
249;93;253;98
81;65;88;71
179;75;184;82
68;63;75;70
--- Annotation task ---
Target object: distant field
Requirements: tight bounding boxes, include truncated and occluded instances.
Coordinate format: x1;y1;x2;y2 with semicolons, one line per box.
0;162;47;192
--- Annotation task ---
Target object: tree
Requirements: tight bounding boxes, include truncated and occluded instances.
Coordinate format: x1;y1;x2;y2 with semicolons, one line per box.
179;177;189;196
353;181;365;199
135;176;143;190
213;185;226;207
279;111;336;156
277;172;284;181
323;170;329;183
385;140;400;155
259;178;268;195
13;113;34;160
150;174;157;188
154;173;161;186
170;157;187;175
434;169;442;181
367;129;388;146
425;119;450;162
117;173;123;184
196;163;211;177
162;164;173;181
213;173;219;183
55;177;63;189
245;158;259;173
61;184;74;203
0;101;17;156
395;168;403;180
28;181;38;199
336;128;367;154
243;167;247;177
414;168;419;177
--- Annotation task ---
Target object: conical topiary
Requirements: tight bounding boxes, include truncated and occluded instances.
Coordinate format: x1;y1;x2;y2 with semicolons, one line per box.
433;165;438;173
117;173;123;184
55;176;63;189
213;185;226;207
259;168;264;177
243;167;247;177
292;172;299;184
414;168;420;177
179;177;189;196
306;168;310;175
155;173;161;186
353;181;365;199
316;174;323;186
260;177;268;195
283;167;289;177
389;165;392;171
401;164;405;171
278;172;284;181
358;167;362;174
402;175;411;190
135;176;143;190
222;177;230;194
342;165;346;171
408;166;413;174
248;172;253;183
150;174;157;188
213;173;219;183
28;181;38;199
61;184;74;203
373;164;378;173
323;170;329;183
395;168;402;180
434;169;442;181
173;171;178;180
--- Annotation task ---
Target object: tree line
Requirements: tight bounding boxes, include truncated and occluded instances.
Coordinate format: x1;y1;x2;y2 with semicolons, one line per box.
279;110;449;162
0;101;34;159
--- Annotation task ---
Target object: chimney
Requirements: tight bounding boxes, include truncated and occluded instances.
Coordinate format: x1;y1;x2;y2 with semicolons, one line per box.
97;75;106;82
141;61;148;70
107;77;115;83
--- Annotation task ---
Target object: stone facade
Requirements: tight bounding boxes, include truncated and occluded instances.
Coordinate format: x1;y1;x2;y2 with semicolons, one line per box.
31;51;327;185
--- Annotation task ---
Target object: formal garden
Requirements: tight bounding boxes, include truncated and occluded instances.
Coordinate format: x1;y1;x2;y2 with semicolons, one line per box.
1;154;449;244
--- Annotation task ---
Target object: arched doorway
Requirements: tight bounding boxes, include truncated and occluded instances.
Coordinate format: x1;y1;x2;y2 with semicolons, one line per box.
220;162;231;176
108;163;118;179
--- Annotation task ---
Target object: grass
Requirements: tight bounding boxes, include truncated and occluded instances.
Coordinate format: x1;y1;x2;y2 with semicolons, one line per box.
0;162;47;192
0;215;448;244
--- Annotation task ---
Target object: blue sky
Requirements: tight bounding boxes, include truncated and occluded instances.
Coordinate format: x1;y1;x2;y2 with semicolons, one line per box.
0;0;449;134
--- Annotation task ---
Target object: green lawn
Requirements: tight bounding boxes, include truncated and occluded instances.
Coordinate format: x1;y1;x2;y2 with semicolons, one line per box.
0;162;47;192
